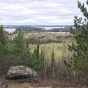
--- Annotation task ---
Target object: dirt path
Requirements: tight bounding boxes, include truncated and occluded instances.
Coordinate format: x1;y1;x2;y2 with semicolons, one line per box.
0;80;88;88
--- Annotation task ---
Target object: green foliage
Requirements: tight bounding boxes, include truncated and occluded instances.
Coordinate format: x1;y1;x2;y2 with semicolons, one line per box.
70;0;88;81
29;44;46;72
14;31;25;55
0;26;71;80
12;30;32;66
0;27;47;76
0;29;31;75
78;1;88;19
0;25;10;75
0;25;7;55
0;25;6;45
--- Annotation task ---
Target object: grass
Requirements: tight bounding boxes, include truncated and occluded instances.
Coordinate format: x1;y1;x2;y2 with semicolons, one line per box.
23;31;71;60
24;31;71;43
8;31;71;61
29;42;70;60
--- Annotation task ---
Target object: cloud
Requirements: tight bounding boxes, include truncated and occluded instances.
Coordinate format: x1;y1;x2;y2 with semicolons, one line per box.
0;0;81;25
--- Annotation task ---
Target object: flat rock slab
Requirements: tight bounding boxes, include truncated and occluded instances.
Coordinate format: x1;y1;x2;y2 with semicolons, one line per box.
6;66;38;81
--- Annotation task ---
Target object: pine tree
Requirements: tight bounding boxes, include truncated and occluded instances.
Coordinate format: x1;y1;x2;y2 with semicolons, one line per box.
0;25;9;75
13;30;31;65
70;0;88;81
14;30;25;55
0;25;7;55
0;25;6;45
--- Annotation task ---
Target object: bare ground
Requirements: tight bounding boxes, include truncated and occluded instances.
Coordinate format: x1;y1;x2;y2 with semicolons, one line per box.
0;80;88;88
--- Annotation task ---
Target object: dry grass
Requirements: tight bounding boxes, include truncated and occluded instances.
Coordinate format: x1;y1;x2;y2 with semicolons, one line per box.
25;32;71;60
24;32;71;43
8;31;71;60
24;32;70;38
29;43;70;60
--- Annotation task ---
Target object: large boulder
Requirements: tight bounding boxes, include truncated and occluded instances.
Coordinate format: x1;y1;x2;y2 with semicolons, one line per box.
6;66;38;81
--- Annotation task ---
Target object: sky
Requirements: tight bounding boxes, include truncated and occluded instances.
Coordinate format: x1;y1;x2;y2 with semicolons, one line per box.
0;0;82;25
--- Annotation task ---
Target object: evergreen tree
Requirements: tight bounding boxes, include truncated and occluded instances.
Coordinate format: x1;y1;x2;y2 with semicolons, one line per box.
0;25;7;55
0;25;6;45
0;25;9;75
70;0;88;81
13;30;31;65
14;30;25;55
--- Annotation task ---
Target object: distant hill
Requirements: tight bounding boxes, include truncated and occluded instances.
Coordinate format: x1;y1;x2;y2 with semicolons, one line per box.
3;25;72;32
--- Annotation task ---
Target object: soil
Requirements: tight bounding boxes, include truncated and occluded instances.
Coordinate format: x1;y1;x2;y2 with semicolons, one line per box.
0;80;88;88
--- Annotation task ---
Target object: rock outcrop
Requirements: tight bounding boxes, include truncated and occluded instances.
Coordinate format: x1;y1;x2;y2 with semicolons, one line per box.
6;66;38;81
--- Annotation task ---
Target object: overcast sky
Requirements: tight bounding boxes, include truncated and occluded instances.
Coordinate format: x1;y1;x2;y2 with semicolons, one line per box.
0;0;82;25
